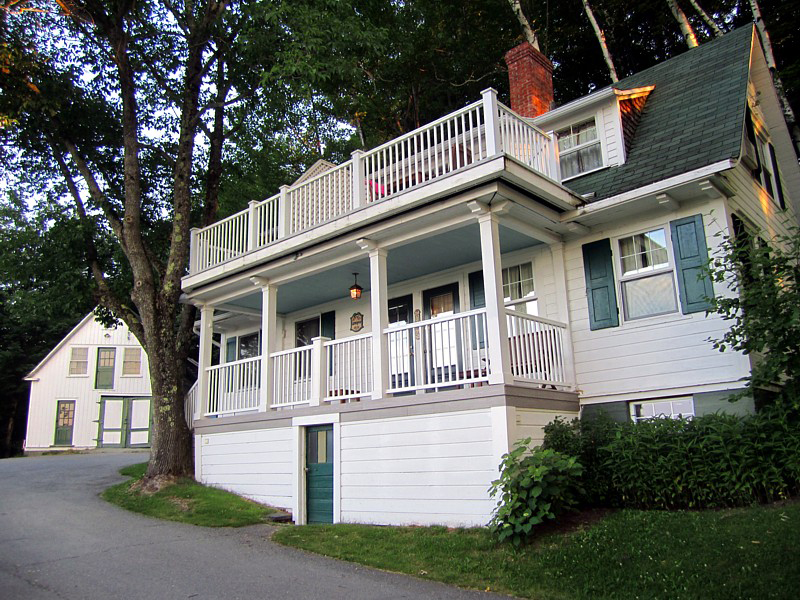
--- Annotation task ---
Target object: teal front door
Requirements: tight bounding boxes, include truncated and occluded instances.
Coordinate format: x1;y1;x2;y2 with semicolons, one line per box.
306;425;333;524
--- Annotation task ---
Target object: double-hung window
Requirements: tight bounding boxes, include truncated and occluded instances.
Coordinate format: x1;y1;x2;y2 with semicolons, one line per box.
618;227;678;320
502;263;538;316
122;347;142;376
68;347;88;376
557;119;603;179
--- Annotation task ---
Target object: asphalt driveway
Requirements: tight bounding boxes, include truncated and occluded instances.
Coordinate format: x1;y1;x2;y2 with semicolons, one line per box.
0;452;507;599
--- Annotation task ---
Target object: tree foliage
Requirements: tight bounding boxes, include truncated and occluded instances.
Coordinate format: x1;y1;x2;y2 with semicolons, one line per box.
708;226;800;408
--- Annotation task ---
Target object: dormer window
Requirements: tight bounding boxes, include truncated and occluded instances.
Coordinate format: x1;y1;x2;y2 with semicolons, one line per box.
557;119;603;179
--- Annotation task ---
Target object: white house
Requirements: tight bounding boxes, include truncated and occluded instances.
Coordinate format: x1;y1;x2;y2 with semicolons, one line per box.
24;312;152;451
181;26;798;527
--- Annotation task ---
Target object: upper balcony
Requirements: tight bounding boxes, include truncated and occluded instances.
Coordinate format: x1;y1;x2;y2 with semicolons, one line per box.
186;89;570;285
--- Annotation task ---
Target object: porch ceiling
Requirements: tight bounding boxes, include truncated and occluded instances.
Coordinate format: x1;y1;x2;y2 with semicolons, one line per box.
223;223;542;315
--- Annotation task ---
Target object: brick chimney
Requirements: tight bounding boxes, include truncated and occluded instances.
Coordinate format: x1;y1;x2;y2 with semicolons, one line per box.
504;42;554;118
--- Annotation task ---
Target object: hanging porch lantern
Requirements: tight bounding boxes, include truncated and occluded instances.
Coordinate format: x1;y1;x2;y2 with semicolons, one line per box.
349;273;363;300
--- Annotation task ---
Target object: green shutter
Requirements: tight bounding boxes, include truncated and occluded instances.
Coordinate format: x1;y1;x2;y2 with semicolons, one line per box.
767;143;786;210
468;271;485;308
321;311;336;339
582;239;619;330
225;338;236;362
468;271;486;349
670;214;714;314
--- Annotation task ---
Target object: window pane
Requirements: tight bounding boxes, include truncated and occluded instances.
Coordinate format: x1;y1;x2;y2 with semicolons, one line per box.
122;348;141;375
238;333;261;359
503;263;535;303
619;229;670;276
69;347;88;375
623;273;678;319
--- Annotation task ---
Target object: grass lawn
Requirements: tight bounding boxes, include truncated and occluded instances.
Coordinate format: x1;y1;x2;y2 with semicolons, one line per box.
102;462;280;527
273;501;800;599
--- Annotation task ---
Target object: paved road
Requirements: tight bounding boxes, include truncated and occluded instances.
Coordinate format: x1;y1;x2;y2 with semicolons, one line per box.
0;453;507;600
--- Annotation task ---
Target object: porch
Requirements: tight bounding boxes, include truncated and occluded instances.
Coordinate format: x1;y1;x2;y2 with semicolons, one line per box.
198;308;570;417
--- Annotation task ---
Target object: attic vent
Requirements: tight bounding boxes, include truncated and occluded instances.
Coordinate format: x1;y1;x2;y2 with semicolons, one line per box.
616;87;654;156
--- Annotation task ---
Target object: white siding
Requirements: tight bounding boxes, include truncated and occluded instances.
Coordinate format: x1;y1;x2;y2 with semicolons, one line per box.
513;408;579;447
565;197;752;404
197;427;294;510
25;315;151;450
339;409;498;527
601;102;623;166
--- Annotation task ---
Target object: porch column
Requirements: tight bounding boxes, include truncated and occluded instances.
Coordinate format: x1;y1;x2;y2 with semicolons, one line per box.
367;245;389;400
253;277;277;411
550;243;576;387
196;303;214;419
477;211;513;385
310;336;330;406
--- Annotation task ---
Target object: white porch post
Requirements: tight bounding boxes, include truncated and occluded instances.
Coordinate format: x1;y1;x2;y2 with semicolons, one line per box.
351;149;366;209
365;244;389;400
481;88;501;157
196;304;214;419
310;336;330;407
253;278;277;411
477;210;513;385
550;243;576;387
278;184;291;239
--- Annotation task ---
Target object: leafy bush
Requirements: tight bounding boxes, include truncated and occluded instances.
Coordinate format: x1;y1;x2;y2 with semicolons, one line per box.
488;441;583;546
543;414;616;503
544;409;800;510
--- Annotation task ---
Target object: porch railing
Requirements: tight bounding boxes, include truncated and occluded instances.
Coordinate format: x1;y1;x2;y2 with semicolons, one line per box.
325;334;372;402
271;346;313;408
184;380;198;428
386;308;489;393
506;311;568;386
206;356;261;416
189;90;559;275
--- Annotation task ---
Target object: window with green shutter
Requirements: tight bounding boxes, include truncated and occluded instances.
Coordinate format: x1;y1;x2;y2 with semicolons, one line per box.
582;239;619;330
95;347;116;389
670;214;714;314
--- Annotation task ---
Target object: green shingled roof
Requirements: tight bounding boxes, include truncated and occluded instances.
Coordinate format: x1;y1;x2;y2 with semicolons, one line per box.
565;25;753;202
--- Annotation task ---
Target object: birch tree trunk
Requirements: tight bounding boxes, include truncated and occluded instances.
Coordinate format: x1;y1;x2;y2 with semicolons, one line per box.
666;0;699;48
687;0;723;38
506;0;540;49
582;0;618;82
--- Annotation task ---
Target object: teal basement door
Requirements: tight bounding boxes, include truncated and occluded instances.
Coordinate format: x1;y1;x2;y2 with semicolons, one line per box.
306;425;333;524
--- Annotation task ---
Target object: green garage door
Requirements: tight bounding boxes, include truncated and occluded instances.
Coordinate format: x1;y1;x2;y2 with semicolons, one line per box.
306;425;333;524
98;397;151;448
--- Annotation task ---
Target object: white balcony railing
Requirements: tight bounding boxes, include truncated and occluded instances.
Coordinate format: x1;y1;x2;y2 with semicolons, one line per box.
506;310;568;387
325;334;372;402
386;308;490;393
206;356;261;416
188;90;559;275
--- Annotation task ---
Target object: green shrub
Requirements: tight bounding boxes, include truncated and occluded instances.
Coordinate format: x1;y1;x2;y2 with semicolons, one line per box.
543;414;616;503
548;408;800;510
488;440;583;546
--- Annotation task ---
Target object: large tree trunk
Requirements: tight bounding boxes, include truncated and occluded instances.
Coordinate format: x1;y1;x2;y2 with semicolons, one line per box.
666;0;699;48
582;0;618;83
145;314;194;477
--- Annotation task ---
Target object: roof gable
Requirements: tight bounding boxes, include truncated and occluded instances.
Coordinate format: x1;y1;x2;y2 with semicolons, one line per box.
565;25;754;202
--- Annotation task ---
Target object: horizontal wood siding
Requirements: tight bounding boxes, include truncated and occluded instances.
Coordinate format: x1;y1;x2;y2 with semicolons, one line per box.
339;409;497;527
601;103;622;166
565;197;752;403
198;427;294;510
25;316;151;449
514;408;579;447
